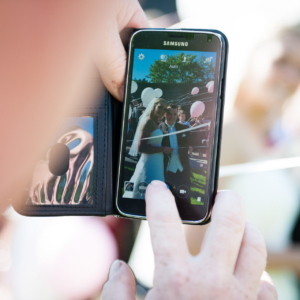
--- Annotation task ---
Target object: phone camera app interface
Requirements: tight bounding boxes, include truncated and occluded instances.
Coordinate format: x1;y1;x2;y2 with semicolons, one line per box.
122;48;217;210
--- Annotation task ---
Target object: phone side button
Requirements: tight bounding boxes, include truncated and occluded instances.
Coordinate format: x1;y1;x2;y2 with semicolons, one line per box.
219;80;222;97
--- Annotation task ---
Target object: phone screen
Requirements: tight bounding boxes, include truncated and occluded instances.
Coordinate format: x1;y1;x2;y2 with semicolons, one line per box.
117;31;223;222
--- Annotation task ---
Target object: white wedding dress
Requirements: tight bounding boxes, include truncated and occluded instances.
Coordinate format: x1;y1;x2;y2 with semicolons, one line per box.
123;128;165;199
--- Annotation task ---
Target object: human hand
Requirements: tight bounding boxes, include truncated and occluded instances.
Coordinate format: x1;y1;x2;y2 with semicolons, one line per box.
94;0;148;101
102;182;278;300
163;147;174;154
1;0;148;209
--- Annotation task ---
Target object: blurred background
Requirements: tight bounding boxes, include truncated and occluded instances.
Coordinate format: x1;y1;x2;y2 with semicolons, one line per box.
1;0;300;299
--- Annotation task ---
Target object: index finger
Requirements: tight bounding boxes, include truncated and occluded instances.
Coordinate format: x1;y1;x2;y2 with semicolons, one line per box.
199;190;246;274
145;181;188;267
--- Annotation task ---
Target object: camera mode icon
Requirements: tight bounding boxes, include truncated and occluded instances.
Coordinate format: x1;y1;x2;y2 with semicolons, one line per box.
138;182;148;195
176;185;190;198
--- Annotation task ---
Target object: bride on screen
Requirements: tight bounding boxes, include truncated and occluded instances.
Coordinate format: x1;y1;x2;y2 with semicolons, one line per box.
123;98;173;199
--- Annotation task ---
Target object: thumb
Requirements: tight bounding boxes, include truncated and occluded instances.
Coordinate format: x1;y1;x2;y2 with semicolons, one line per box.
95;1;148;101
102;260;136;300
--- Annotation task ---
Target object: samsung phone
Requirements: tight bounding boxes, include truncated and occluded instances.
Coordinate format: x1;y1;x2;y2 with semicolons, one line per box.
116;29;227;224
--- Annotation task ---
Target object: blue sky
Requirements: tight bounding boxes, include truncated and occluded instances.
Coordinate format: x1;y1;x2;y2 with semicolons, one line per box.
132;49;217;81
62;117;94;150
65;117;94;136
48;117;94;150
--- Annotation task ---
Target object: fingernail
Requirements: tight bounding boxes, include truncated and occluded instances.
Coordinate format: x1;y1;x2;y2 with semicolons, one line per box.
109;260;121;278
119;86;124;100
150;180;167;189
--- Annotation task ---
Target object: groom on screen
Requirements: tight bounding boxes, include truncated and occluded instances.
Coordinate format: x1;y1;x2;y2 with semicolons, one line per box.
159;103;191;193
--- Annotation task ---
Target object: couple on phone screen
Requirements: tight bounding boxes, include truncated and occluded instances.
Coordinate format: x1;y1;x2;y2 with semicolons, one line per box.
124;98;190;199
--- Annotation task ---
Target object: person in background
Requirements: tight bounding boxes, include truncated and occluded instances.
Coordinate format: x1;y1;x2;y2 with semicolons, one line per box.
129;99;140;133
178;109;189;126
138;106;146;121
159;104;191;193
178;109;194;158
0;0;277;298
0;1;149;298
189;115;210;157
124;98;172;199
137;103;144;119
184;23;300;299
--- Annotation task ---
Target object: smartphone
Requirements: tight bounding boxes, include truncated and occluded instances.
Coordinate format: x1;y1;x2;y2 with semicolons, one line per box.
116;29;227;224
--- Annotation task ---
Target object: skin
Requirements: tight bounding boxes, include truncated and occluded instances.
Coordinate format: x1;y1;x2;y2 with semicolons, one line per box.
131;100;138;107
178;113;186;123
184;32;300;278
227;33;300;280
165;107;178;126
1;2;277;298
0;0;148;211
102;183;278;300
235;34;300;137
190;115;204;128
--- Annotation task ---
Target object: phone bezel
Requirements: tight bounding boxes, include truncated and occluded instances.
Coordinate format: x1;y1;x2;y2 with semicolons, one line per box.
116;29;225;224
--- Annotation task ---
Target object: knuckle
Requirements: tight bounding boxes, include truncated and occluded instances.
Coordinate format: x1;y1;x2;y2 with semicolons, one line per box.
107;53;127;74
214;191;246;232
218;190;245;213
217;213;244;234
245;222;267;258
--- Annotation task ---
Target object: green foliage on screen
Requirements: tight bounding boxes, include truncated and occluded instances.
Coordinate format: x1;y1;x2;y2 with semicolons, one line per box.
146;53;215;83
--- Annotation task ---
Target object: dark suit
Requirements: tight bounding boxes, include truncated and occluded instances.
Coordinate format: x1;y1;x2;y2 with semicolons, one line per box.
129;106;138;131
159;122;191;190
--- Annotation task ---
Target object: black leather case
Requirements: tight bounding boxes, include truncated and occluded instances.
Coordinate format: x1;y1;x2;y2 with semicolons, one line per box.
12;28;228;225
12;91;123;217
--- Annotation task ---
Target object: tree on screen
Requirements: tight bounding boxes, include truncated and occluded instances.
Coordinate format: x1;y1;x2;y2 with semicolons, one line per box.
133;78;149;83
146;53;215;83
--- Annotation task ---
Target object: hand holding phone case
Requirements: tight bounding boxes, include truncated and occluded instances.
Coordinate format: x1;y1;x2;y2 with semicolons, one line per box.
12;91;123;217
12;29;228;224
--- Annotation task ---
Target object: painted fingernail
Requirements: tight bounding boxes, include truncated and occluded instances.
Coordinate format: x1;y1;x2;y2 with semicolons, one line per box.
109;260;121;278
119;86;124;100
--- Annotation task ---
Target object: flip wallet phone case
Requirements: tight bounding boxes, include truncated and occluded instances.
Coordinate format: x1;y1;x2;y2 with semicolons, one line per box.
12;29;228;224
12;90;122;217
